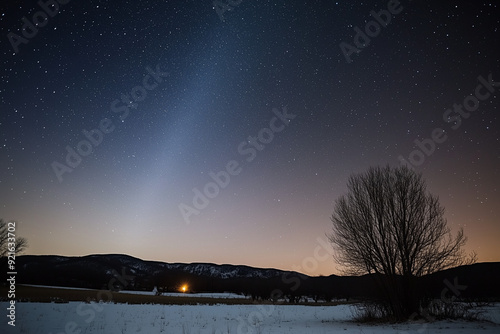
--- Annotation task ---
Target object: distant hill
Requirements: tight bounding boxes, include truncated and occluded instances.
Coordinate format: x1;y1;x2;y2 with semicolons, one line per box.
5;255;500;302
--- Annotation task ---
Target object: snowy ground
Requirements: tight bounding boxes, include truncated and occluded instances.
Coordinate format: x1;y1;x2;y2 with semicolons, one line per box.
21;284;249;299
2;301;499;333
120;290;248;299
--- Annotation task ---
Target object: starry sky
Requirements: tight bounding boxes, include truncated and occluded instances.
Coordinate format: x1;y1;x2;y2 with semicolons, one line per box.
1;1;499;276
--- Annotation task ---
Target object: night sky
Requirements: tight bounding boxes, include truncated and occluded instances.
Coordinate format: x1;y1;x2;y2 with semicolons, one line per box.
1;1;499;276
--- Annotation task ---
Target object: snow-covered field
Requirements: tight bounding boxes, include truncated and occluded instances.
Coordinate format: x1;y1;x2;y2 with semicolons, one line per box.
21;285;249;299
120;291;248;299
3;301;499;334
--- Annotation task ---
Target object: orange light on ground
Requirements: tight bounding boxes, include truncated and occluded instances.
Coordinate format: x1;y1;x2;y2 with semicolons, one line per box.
181;284;188;293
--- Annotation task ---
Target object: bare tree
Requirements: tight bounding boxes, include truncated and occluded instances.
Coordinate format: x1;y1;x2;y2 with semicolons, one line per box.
0;219;28;258
329;165;473;319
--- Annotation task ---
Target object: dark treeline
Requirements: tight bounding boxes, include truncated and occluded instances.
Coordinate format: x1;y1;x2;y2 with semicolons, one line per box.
5;255;500;303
